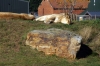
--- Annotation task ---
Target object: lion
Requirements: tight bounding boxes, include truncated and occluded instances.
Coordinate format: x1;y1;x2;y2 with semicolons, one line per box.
35;13;71;25
0;12;35;20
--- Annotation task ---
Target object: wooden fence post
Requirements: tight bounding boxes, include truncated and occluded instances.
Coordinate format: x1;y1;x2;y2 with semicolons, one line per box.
95;15;96;20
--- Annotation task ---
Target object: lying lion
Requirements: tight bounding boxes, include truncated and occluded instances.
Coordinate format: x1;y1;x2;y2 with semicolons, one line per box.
0;12;35;20
35;13;71;25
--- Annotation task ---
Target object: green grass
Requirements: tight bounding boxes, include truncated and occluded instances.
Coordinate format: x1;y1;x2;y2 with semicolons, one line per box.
0;19;100;66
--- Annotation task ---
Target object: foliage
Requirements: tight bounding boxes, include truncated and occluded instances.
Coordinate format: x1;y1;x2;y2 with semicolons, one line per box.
23;0;42;12
29;0;42;12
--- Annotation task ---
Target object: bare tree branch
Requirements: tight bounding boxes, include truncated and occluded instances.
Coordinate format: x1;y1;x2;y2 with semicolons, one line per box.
68;0;76;14
63;0;67;15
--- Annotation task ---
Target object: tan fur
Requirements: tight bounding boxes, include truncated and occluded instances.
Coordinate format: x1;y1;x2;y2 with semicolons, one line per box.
0;12;35;20
35;13;71;25
52;14;64;23
35;15;55;22
61;16;70;25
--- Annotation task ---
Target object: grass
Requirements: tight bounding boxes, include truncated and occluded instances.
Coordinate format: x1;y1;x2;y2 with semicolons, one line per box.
0;19;100;66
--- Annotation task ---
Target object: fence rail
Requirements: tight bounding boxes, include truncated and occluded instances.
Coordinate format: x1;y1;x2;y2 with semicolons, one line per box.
70;14;99;21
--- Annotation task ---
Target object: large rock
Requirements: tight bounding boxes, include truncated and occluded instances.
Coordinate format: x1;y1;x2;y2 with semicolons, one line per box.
26;28;82;59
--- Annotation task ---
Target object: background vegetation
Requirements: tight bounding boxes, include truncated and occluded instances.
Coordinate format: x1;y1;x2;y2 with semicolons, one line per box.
29;0;42;12
0;19;100;66
25;0;42;12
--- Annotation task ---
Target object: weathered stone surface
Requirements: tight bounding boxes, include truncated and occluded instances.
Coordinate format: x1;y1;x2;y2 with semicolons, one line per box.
26;28;82;59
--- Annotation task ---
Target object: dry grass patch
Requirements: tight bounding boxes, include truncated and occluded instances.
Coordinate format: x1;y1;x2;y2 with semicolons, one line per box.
78;26;92;44
78;26;99;44
90;32;100;54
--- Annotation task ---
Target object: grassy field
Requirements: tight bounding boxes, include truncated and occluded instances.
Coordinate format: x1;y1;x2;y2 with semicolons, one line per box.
0;19;100;66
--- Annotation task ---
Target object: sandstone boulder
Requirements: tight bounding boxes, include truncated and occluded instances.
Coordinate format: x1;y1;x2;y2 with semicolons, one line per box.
26;28;82;59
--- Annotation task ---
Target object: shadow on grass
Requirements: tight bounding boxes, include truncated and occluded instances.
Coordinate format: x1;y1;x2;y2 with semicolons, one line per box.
76;44;92;59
